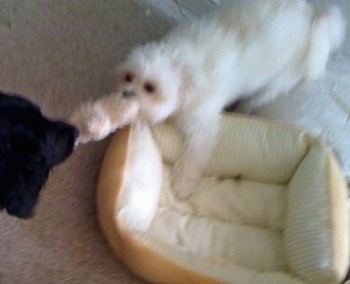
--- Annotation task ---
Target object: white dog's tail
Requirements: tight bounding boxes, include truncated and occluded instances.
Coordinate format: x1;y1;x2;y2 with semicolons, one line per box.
306;5;346;79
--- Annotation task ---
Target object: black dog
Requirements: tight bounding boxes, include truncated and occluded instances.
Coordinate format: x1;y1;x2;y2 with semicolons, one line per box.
0;91;78;218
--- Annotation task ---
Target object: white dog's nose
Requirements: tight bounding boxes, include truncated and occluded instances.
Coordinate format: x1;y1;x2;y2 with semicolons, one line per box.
122;90;136;98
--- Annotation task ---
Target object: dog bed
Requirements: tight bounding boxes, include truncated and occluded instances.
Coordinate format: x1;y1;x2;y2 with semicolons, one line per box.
97;113;349;284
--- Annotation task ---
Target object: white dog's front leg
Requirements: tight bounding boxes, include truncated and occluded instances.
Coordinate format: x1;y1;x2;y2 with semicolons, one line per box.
172;114;220;199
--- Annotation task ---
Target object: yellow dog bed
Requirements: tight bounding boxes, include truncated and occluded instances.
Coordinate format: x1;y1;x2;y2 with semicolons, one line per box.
97;114;349;284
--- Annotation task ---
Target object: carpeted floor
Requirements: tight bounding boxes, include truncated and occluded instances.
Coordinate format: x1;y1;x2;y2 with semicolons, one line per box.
0;1;172;283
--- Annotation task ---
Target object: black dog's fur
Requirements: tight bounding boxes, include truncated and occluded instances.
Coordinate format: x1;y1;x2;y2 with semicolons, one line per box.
0;91;78;218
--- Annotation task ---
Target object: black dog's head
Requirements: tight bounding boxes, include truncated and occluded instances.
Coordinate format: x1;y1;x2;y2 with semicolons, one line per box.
0;91;78;218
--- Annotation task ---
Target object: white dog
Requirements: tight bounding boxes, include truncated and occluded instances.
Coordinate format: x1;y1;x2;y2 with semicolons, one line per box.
115;0;345;199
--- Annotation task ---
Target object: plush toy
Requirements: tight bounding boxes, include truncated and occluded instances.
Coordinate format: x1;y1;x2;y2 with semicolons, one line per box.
70;93;140;144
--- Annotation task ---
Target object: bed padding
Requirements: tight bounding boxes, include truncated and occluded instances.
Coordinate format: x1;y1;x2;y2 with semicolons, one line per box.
97;114;349;284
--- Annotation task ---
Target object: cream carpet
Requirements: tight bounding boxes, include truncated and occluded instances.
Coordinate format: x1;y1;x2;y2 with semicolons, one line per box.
0;1;171;283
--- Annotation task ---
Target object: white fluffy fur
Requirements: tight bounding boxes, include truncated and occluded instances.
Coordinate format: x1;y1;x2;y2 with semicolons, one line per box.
115;0;345;198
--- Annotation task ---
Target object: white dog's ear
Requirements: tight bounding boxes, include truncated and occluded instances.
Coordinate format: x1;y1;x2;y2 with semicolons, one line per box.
171;57;199;98
154;43;200;97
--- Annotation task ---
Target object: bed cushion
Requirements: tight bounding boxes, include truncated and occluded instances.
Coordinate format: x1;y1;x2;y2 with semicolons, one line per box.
97;113;349;283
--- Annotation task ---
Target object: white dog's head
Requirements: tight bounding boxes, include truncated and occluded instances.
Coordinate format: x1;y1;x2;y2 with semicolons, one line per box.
115;43;186;123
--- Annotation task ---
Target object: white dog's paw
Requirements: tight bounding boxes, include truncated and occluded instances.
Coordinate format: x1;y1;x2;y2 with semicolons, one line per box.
171;164;199;199
172;175;195;199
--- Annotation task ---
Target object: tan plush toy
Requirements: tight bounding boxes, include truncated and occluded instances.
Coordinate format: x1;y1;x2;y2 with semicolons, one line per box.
70;93;140;144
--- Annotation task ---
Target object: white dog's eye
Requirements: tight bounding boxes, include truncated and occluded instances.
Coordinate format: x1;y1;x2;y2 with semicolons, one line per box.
144;82;156;94
124;72;134;83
